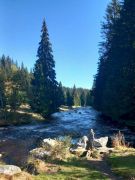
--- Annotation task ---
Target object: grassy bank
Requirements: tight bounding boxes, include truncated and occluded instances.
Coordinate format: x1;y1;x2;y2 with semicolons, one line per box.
108;147;135;179
0;105;44;126
34;158;109;180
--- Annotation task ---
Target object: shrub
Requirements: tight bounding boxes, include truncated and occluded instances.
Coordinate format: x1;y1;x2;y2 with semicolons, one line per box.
48;136;72;160
91;150;100;159
112;131;126;147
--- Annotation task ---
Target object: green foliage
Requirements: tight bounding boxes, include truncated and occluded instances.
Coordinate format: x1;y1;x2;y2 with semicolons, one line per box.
72;85;80;106
93;0;135;123
65;89;73;107
47;136;72;161
9;87;22;111
86;91;93;106
0;71;6;109
31;19;59;117
57;82;65;106
0;55;31;111
80;91;85;106
63;86;90;107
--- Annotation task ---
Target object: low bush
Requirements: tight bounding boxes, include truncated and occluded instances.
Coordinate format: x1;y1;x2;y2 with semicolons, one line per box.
112;131;126;147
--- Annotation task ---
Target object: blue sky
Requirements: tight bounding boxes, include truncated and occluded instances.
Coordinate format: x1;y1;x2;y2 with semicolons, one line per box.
0;0;109;89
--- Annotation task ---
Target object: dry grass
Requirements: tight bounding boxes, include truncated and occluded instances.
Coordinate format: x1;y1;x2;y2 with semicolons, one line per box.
0;172;32;180
0;104;44;126
44;136;72;161
112;131;127;148
34;158;109;180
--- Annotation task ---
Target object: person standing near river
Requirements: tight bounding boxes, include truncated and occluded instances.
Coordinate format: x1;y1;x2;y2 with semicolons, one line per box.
86;129;95;150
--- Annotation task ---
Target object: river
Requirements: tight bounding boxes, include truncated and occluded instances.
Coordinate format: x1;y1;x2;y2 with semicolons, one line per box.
0;107;134;167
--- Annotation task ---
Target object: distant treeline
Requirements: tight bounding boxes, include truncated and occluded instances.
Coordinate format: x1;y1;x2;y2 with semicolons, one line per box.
93;0;135;126
62;85;92;107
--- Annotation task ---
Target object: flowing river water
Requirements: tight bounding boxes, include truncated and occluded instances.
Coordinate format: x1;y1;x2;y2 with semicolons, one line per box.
0;107;135;167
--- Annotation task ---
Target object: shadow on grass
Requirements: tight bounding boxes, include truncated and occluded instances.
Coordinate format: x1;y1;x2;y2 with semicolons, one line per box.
0;109;45;126
39;158;109;180
108;154;135;179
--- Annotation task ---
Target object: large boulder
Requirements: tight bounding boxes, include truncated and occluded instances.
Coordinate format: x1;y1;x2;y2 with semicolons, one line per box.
0;165;21;176
42;138;58;149
94;137;108;147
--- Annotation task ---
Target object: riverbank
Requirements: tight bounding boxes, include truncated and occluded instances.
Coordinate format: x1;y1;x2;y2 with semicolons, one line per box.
108;146;135;179
0;105;44;126
28;137;135;179
0;107;135;179
0;107;135;167
100;113;135;132
0;134;135;180
33;148;135;180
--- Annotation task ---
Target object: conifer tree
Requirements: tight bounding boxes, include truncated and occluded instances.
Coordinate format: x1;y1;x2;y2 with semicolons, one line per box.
80;91;85;106
86;91;92;106
66;90;73;107
0;72;6;109
31;19;59;117
93;0;121;112
57;82;65;106
72;85;80;106
93;0;135;122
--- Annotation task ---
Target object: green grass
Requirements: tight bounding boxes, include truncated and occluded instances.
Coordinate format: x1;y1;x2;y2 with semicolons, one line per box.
0;105;44;126
0;111;32;126
108;150;135;179
34;158;109;180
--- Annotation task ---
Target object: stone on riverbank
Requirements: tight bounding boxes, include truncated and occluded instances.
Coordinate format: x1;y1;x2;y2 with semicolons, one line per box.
94;137;108;147
29;139;59;159
30;147;51;159
30;137;72;160
42;138;58;149
0;165;21;176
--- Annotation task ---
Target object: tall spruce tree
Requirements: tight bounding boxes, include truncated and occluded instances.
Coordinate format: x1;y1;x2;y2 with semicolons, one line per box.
93;0;135;123
80;91;85;106
106;0;135;120
57;82;65;106
66;89;73;107
100;0;135;120
93;0;121;114
0;71;5;109
31;19;59;117
72;85;80;106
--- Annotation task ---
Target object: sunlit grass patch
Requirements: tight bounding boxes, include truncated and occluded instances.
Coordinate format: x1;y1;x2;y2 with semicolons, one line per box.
0;104;45;126
108;151;135;179
34;158;109;180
